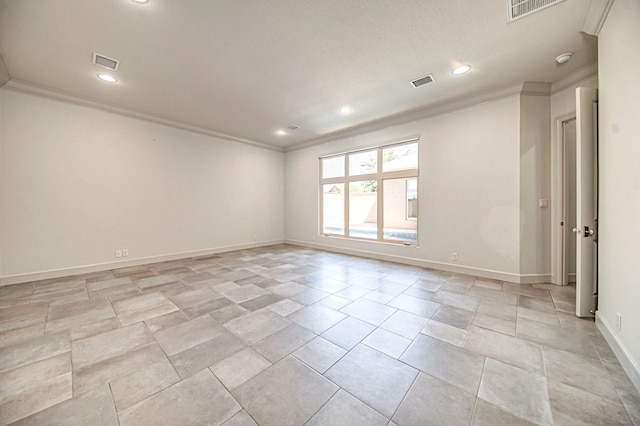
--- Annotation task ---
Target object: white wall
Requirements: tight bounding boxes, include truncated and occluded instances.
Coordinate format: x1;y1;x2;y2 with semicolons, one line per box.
0;90;285;281
519;90;551;277
286;96;525;281
0;90;3;278
596;0;640;390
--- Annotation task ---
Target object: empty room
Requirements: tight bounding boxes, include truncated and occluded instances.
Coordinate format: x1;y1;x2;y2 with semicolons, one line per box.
0;0;638;425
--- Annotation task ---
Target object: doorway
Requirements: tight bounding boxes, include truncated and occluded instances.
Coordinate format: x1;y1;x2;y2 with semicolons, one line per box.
561;117;577;286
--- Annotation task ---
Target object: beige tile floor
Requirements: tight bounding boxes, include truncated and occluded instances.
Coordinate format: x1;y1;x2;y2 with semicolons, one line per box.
1;244;638;425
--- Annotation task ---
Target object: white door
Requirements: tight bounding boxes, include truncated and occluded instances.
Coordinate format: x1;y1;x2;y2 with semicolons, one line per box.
574;87;598;317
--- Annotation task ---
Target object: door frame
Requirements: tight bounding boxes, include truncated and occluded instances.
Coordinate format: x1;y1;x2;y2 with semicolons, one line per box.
551;113;577;285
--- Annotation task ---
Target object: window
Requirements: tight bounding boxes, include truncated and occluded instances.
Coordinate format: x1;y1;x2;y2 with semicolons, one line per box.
320;139;419;244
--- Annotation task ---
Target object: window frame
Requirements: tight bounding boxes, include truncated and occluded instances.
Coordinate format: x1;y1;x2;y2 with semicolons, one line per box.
406;178;418;221
319;136;419;245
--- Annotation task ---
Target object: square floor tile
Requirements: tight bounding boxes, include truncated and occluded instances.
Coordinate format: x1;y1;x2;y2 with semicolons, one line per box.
119;369;240;425
401;334;485;394
0;352;72;423
0;332;70;372
517;307;560;327
431;304;475;330
224;309;291;345
478;358;552;426
307;389;387;426
287;305;346;334
363;328;411;359
293;337;347;374
321;317;375;350
109;358;180;411
210;304;250;324
547;378;633;425
477;299;517;321
266;299;304;316
464;326;544;375
0;303;48;334
253;323;315;363
471;398;536;426
394;373;475;426
472;312;516;336
45;298;116;334
167;288;222;310
143;310;189;333
222;410;258;426
325;344;417;418
210;347;271;391
112;292;179;326
72;323;153;369
72;343;166;395
13;383;117;426
221;284;268;303
542;345;619;402
380;310;428;339
169;329;246;378
153;315;224;356
240;294;283;312
387;294;440;318
233;356;338;426
339;299;397;326
516;319;599;359
421;320;468;347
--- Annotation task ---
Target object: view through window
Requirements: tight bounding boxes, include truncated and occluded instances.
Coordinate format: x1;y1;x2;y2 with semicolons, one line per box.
320;140;419;244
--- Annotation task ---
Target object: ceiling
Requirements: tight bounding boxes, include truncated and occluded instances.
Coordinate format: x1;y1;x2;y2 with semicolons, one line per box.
0;0;597;150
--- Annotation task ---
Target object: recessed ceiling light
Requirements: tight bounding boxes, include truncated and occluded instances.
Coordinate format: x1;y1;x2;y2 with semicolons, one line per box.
452;65;471;75
275;129;288;136
97;73;118;83
339;106;353;115
555;53;572;64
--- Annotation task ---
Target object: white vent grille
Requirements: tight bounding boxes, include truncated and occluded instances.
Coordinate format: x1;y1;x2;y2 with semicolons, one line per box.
92;53;119;71
507;0;565;22
410;74;434;89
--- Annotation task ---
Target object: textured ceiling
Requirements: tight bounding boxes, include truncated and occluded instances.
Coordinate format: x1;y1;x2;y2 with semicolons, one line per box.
0;0;597;150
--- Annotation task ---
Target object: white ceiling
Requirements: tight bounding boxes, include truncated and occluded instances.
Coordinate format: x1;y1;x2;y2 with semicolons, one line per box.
0;0;597;150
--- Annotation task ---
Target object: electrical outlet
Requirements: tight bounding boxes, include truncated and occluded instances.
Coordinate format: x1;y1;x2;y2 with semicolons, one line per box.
122;249;129;257
452;252;458;261
616;313;622;331
115;250;122;258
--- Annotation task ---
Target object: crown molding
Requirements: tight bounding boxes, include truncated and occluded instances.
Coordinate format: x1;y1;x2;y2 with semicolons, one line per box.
2;80;284;153
286;84;524;152
520;81;552;96
0;55;10;88
551;63;598;93
581;0;614;36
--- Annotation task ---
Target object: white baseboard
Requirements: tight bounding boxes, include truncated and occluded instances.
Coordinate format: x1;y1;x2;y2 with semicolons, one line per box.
596;312;640;394
0;240;284;286
285;239;551;284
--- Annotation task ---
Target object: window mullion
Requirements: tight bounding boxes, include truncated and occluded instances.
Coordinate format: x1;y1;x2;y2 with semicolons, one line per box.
344;155;349;237
377;148;384;241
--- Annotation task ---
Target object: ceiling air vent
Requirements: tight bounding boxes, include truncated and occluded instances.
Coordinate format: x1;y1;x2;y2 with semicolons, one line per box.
410;74;435;89
92;53;119;71
507;0;566;22
287;125;300;131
